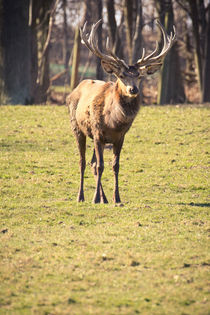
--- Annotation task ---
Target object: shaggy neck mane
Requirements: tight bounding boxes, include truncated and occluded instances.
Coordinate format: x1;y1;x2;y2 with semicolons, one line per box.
114;80;140;117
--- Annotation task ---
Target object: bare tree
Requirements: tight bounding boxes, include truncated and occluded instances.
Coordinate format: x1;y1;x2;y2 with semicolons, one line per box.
132;0;143;63
176;0;210;102
0;0;34;104
124;0;134;63
188;0;203;93
202;4;210;102
156;0;185;104
36;0;59;103
63;0;70;85
70;0;91;91
105;0;124;59
95;0;104;80
70;27;81;91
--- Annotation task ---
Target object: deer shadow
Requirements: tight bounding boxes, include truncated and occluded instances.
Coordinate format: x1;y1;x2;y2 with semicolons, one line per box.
179;202;210;208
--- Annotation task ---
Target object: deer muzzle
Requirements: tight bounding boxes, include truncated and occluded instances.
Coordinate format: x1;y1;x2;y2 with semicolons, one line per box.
127;85;139;96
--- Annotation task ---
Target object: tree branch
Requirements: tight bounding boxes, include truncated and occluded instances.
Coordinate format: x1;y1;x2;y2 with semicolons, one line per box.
37;0;59;84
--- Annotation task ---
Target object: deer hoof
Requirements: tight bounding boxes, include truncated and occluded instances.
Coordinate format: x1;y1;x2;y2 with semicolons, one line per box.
101;197;108;204
113;197;121;204
92;191;101;203
77;193;85;202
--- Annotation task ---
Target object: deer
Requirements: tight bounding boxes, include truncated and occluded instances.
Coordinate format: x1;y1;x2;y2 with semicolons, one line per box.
67;20;176;204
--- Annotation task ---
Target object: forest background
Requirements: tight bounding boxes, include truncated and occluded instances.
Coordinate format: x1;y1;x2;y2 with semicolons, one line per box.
0;0;210;106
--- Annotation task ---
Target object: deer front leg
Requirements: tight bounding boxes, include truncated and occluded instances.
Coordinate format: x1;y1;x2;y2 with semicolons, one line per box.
91;149;108;203
93;140;105;204
76;133;86;202
113;138;124;203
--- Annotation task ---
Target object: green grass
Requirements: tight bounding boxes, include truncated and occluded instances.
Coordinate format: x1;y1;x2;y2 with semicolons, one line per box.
0;104;209;315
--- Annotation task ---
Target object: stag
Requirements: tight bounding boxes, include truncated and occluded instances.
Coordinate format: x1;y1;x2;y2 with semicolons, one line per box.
67;20;176;203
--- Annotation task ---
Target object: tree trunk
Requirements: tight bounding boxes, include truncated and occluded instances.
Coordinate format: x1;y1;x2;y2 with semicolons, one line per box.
132;0;143;63
132;0;144;102
0;0;34;104
124;0;134;64
202;4;210;102
30;0;39;104
157;0;185;104
70;27;81;91
95;0;103;80
188;0;203;96
105;0;124;59
106;0;117;46
0;0;55;104
35;0;55;103
0;0;5;103
63;0;70;85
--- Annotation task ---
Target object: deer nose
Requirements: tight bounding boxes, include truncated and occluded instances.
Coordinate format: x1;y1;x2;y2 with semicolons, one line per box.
129;86;139;95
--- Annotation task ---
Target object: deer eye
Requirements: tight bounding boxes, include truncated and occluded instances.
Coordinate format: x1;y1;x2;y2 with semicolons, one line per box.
119;74;124;79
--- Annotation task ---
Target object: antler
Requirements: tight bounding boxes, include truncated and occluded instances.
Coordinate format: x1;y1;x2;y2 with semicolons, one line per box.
135;20;176;68
80;20;129;69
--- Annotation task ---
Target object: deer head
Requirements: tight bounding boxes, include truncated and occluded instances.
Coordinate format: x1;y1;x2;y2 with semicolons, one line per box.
80;20;176;96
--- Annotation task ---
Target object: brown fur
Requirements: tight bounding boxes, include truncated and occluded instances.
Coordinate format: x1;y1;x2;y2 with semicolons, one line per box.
67;77;141;203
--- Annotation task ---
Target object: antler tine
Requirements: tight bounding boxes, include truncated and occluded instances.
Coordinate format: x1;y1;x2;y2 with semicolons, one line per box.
80;20;129;68
138;48;146;63
157;20;168;52
80;20;105;60
90;20;129;68
105;37;129;69
155;20;176;59
135;20;176;67
136;40;159;65
80;21;96;55
89;20;104;58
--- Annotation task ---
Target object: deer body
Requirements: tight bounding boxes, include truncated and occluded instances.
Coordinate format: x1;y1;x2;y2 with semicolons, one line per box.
69;79;140;142
68;77;140;203
67;20;176;203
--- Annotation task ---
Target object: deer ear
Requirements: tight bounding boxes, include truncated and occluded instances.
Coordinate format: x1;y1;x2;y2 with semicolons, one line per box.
101;60;121;75
145;63;162;75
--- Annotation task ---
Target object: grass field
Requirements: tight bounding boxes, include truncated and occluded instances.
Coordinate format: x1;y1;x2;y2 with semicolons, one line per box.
0;104;209;315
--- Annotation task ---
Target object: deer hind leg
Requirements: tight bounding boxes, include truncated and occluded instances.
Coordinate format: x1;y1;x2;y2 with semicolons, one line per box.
91;149;108;204
113;138;124;203
76;132;86;202
92;140;107;204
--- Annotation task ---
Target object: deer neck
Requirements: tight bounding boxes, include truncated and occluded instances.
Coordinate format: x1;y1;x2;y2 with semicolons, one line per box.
114;79;140;118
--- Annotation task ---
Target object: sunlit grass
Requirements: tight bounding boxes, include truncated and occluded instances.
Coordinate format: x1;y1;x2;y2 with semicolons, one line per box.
0;104;209;314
